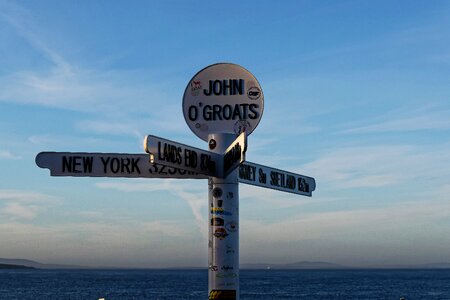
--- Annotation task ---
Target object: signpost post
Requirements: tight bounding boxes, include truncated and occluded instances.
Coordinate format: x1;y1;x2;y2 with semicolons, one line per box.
35;63;316;300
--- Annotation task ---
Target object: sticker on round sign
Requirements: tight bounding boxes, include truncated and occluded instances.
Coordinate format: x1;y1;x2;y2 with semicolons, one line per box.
183;63;264;141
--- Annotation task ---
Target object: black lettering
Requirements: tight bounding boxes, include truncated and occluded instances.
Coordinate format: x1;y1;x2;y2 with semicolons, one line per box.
249;104;259;119
83;157;93;173
213;80;222;95
259;168;266;184
131;158;141;174
176;147;182;164
212;105;222;120
298;178;310;193
200;154;215;173
203;79;244;96
279;173;285;187
162;143;182;165
101;157;110;173
286;175;296;190
234;79;244;95
224;143;241;173
188;106;198;121
158;142;164;160
121;158;131;173
241;103;249;119
148;164;158;174
73;156;82;173
203;80;213;96
223;104;232;120
110;158;120;173
223;79;231;95
203;105;212;120
159;165;167;175
270;171;280;186
184;149;198;168
232;104;242;119
239;164;255;181
62;156;72;172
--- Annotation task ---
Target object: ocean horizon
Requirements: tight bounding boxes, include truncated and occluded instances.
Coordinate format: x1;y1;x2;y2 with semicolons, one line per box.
1;268;449;299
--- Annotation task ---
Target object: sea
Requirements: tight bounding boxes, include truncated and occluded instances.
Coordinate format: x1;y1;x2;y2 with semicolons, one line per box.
0;269;449;300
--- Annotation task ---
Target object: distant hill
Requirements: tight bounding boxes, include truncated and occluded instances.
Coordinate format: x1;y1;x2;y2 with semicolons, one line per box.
0;258;86;269
241;261;346;270
0;263;35;269
420;263;450;269
2;258;450;270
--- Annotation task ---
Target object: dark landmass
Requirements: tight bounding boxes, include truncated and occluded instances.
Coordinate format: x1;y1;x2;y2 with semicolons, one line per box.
2;258;450;270
0;263;35;269
0;258;86;269
363;262;450;269
241;261;346;270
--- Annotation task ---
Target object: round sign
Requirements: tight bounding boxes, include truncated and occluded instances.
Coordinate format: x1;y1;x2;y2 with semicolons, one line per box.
183;63;264;141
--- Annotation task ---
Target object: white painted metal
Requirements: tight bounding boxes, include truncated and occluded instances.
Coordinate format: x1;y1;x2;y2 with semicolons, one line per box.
183;63;264;142
144;135;221;177
144;133;247;179
35;152;208;179
238;161;316;197
208;133;239;300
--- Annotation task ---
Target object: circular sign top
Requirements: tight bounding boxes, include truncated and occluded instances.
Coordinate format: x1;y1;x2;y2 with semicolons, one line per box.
183;63;264;141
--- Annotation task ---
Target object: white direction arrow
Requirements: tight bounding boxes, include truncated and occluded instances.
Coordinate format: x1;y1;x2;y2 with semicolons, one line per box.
35;152;207;179
144;133;247;178
238;162;316;196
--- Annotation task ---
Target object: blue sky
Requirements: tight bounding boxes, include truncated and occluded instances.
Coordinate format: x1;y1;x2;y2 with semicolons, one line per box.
1;0;450;268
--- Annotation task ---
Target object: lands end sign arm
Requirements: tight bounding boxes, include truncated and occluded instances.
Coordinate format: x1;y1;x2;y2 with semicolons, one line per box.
35;152;208;179
144;132;247;178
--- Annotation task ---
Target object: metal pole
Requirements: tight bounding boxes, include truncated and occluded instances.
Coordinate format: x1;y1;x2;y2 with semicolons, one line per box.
208;133;239;300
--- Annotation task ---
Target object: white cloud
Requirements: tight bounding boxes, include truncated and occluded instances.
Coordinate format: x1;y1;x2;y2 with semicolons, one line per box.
302;143;450;190
95;179;208;239
0;4;178;123
0;189;60;220
0;219;205;268
240;198;450;265
0;150;22;160
339;105;450;134
0;189;60;204
3;202;38;220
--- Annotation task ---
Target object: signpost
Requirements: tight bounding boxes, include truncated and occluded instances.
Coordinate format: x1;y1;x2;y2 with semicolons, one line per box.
238;162;316;197
182;63;264;142
144;132;247;178
35;63;316;300
36;152;207;179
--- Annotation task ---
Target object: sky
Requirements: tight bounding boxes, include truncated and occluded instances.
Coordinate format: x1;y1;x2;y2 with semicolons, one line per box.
1;0;450;268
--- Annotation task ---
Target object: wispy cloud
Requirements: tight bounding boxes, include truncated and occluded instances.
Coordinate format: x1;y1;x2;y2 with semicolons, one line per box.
0;150;22;160
0;219;204;267
302;143;450;190
95;179;208;239
339;105;450;134
0;2;181;134
0;189;60;204
0;189;60;220
0;1;72;73
240;198;450;265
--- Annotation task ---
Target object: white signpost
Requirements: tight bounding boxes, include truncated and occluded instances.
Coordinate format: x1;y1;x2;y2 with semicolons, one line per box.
182;63;264;142
36;152;207;179
35;63;316;300
238;162;316;197
144;132;247;178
